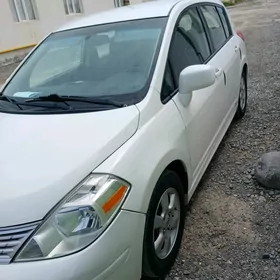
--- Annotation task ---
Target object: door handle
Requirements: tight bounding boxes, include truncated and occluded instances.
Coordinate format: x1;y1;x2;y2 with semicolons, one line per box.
234;45;239;52
215;68;223;78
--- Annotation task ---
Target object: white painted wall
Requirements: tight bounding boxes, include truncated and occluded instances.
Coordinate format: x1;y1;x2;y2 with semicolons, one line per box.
0;0;143;53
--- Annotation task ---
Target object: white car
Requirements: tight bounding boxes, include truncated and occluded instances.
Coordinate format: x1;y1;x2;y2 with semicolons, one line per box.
0;0;247;279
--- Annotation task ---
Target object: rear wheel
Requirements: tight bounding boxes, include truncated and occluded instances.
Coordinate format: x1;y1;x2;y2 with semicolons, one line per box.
142;170;185;279
235;72;247;119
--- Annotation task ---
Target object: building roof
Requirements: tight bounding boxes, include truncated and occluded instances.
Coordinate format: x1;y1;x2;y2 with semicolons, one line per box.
56;0;183;32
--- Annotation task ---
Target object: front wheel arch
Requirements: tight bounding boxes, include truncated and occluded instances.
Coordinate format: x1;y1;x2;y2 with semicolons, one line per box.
165;160;189;199
142;169;186;278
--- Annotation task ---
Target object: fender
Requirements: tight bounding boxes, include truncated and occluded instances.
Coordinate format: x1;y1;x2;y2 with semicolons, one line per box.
94;95;192;214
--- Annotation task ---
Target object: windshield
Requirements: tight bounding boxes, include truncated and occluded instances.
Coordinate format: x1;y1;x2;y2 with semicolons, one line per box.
2;18;167;108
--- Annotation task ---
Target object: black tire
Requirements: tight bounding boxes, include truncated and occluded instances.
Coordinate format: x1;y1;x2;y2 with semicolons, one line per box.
235;71;247;119
142;170;185;279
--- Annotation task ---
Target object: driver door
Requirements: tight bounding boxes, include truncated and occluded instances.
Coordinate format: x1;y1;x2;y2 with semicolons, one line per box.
162;7;227;190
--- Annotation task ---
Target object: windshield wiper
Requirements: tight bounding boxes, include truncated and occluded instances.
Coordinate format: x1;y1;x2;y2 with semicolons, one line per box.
0;95;23;110
0;93;69;110
26;94;125;108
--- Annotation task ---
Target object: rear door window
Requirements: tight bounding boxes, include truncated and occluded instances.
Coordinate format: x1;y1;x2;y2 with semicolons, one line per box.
216;6;232;38
200;5;227;51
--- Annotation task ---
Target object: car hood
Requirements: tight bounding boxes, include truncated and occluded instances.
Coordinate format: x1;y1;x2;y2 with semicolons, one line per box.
0;106;139;227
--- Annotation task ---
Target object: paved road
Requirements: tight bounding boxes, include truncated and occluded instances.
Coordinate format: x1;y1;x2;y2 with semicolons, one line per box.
168;0;280;279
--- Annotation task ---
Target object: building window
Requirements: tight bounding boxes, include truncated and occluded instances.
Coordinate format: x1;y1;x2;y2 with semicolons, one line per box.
63;0;83;14
9;0;38;21
114;0;130;7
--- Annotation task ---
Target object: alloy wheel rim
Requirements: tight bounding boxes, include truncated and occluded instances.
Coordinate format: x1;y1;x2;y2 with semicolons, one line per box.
153;188;181;259
239;77;246;111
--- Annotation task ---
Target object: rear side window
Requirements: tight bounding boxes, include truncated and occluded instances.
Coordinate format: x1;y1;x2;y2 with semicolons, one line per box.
217;6;232;38
200;5;227;51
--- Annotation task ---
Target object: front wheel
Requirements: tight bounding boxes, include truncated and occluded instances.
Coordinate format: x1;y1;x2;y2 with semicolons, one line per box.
235;72;247;119
142;170;185;279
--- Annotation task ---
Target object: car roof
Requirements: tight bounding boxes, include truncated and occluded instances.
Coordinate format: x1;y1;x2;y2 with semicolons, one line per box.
56;0;184;32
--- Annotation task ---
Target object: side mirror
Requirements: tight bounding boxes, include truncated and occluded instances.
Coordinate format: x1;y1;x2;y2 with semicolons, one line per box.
179;64;216;95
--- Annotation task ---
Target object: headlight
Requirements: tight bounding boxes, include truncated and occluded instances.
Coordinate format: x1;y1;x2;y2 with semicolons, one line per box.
14;174;130;261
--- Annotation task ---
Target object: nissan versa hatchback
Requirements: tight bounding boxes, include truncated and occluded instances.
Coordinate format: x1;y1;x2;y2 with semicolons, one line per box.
0;0;247;279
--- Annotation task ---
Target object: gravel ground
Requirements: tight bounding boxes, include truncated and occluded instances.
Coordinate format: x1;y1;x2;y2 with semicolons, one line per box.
167;0;280;279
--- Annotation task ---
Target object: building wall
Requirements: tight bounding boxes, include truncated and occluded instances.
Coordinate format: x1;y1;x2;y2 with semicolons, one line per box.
0;0;143;64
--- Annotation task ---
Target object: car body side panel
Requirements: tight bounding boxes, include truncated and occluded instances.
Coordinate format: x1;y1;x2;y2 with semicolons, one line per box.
239;36;248;73
95;90;191;213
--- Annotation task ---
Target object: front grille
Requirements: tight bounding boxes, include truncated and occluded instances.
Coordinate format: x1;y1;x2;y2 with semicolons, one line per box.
0;221;39;264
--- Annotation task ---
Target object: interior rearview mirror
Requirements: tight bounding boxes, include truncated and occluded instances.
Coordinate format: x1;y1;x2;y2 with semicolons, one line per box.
179;64;216;96
91;34;110;46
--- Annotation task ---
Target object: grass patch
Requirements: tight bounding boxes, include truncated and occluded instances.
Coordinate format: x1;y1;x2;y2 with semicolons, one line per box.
224;1;235;6
223;0;242;6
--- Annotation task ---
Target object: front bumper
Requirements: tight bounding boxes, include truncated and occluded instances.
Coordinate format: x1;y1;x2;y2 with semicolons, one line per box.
0;210;145;280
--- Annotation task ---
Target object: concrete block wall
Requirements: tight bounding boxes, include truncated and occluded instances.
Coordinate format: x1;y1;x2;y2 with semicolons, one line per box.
0;0;143;65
